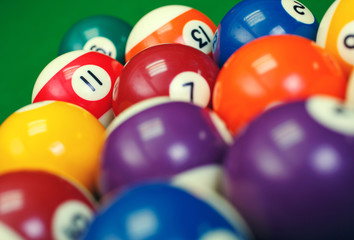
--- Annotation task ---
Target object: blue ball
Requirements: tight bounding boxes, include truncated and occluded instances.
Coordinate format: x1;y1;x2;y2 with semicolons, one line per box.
212;0;319;67
83;183;251;240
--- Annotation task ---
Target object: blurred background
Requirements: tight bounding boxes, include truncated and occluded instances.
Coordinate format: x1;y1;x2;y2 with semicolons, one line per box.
0;0;335;124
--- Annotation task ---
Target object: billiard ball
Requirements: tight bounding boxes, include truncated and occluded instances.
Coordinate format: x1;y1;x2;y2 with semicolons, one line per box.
112;44;219;116
223;95;354;240
213;34;347;135
32;50;123;127
0;170;96;240
83;183;251;240
212;0;319;67
316;0;354;76
58;15;132;64
0;101;105;192
100;97;232;195
346;67;354;105
125;5;216;61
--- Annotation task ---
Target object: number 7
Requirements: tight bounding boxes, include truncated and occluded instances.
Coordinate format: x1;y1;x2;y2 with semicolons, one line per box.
182;82;194;102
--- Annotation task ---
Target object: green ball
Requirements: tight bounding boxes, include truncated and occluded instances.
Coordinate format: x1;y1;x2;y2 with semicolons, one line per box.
59;15;132;64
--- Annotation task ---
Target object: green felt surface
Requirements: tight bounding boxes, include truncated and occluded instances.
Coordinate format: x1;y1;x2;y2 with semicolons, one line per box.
0;0;335;124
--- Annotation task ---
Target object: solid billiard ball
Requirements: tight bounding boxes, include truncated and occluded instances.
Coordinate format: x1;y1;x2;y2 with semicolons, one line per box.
125;5;216;61
32;50;123;127
0;170;96;240
83;183;251;240
346;67;354;105
213;34;347;135
212;0;319;67
100;97;232;195
0;101;105;191
112;44;219;116
223;95;354;240
58;15;132;64
316;0;354;76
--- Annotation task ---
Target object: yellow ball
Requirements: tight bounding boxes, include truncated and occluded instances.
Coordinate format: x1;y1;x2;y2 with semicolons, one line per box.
316;0;354;76
0;101;105;192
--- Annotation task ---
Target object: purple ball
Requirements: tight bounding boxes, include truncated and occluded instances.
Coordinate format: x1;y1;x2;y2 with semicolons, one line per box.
223;95;354;240
100;98;231;195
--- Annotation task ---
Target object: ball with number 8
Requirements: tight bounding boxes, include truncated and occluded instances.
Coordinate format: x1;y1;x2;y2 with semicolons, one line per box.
113;44;219;116
125;5;216;61
212;0;319;67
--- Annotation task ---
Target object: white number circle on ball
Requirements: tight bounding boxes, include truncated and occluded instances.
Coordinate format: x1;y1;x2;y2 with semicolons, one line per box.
337;21;354;65
281;0;315;24
83;36;117;59
306;96;354;135
71;65;112;101
52;200;94;240
183;20;214;54
169;71;211;107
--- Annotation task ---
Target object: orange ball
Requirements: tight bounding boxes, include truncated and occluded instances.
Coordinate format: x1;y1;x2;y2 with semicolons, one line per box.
125;5;216;61
213;35;347;135
346;67;354;106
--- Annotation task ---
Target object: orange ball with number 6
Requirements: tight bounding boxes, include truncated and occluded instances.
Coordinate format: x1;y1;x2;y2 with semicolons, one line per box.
213;35;347;135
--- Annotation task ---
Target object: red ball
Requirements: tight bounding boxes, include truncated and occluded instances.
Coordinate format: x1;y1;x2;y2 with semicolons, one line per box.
32;50;123;127
0;170;96;240
113;44;219;116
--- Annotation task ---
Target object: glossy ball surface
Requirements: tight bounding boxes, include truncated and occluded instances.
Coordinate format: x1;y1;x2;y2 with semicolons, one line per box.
346;67;354;105
83;183;250;240
59;15;132;64
212;0;319;67
113;44;219;116
0;101;105;191
32;50;123;127
213;35;347;135
223;96;354;240
316;0;354;76
101;98;231;195
125;5;216;61
0;170;96;240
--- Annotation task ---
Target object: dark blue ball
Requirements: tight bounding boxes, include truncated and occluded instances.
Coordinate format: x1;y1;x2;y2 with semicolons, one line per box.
83;183;251;240
212;0;319;67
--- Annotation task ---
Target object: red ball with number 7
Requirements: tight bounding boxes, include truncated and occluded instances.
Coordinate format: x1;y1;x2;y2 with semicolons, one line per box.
112;43;219;116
